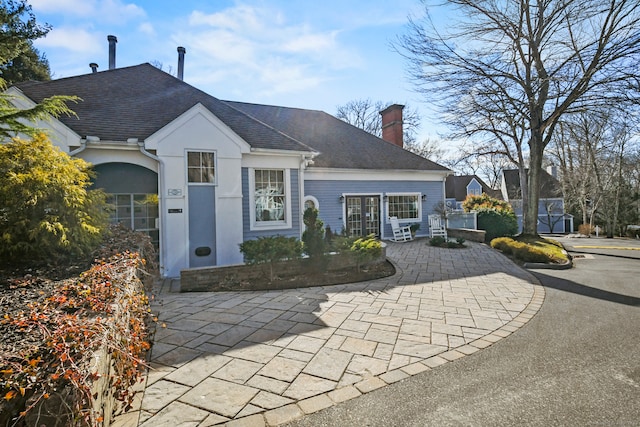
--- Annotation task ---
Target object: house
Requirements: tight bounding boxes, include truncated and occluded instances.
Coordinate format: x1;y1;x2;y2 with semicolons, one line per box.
501;168;573;233
445;175;502;210
9;43;450;277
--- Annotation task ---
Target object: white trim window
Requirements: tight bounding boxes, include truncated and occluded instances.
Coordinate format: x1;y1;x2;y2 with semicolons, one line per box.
387;193;422;222
187;151;216;184
250;168;292;229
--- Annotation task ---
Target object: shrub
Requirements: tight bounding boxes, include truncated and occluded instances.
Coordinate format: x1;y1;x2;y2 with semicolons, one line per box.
302;208;325;259
476;208;518;242
513;244;552;263
429;236;446;247
0;252;151;426
491;237;516;254
491;237;554;263
463;193;513;213
461;194;518;242
456;237;466;245
239;236;303;281
578;223;594;235
350;235;382;271
0;134;108;264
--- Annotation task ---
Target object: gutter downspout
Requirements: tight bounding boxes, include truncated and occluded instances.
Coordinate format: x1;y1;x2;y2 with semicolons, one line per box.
299;154;316;238
69;139;87;156
138;141;166;277
299;156;308;238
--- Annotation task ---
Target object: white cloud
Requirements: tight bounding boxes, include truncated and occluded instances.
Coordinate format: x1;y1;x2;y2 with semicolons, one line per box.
35;27;102;53
30;0;145;24
138;22;156;36
175;4;361;98
30;0;94;15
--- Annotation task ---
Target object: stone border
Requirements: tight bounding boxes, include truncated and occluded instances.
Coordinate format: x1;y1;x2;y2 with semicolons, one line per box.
180;246;388;292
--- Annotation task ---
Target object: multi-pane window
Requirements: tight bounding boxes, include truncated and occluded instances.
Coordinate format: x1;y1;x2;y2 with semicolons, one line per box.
388;194;420;220
187;151;215;183
106;194;159;247
254;169;286;222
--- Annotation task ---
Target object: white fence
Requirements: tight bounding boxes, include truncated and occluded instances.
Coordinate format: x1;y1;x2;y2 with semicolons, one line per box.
446;211;477;230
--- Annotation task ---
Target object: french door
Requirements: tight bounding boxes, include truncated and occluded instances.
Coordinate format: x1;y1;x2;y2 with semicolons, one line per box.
346;196;380;237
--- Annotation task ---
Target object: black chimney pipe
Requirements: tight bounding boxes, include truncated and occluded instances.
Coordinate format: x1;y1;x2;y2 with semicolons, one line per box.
108;35;117;70
177;46;186;80
89;63;98;73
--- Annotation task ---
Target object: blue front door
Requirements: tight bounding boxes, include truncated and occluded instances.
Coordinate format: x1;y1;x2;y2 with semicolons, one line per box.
188;186;216;267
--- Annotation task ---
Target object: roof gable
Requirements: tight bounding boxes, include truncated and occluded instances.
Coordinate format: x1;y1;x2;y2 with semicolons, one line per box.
445;175;499;200
502;169;562;199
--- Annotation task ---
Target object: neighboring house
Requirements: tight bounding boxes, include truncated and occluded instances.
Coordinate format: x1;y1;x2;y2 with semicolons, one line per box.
445;175;501;210
501;168;573;233
9;47;450;277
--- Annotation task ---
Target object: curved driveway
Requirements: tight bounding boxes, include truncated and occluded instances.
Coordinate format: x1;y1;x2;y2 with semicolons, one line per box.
133;240;543;426
287;237;640;427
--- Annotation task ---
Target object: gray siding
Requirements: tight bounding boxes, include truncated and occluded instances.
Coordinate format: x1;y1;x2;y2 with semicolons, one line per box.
242;168;301;240
305;180;444;239
92;163;158;194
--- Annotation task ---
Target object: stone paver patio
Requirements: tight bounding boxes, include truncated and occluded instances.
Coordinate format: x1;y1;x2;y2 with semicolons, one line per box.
125;239;544;427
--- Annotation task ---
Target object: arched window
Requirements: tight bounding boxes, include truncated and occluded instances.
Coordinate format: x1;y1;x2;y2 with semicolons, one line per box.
304;195;319;212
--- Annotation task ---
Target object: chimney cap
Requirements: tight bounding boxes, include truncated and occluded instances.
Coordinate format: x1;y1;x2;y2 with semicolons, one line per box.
379;104;405;116
177;46;186;53
107;35;117;42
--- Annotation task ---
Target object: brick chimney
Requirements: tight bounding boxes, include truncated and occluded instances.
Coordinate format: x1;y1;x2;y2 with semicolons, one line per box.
380;104;404;147
108;35;117;70
177;46;186;80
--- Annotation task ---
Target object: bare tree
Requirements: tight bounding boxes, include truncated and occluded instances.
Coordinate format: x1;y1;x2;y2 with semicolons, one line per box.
550;109;639;235
396;0;640;236
335;98;421;145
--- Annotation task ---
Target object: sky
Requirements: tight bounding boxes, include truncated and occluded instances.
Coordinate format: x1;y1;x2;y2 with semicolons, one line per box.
28;0;447;143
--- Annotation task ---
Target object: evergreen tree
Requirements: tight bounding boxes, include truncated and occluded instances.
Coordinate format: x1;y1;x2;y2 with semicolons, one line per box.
0;0;77;138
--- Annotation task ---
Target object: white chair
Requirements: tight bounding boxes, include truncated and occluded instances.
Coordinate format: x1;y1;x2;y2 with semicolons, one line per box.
390;216;413;242
428;214;447;239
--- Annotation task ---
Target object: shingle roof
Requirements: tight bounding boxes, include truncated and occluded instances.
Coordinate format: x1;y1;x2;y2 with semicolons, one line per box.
502;169;562;199
445;175;501;201
224;101;449;171
14;63;313;152
14;63;449;172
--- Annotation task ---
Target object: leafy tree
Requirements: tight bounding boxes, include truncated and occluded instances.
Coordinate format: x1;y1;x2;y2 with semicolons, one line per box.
1;43;51;84
0;134;108;263
0;0;49;66
396;0;640;236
